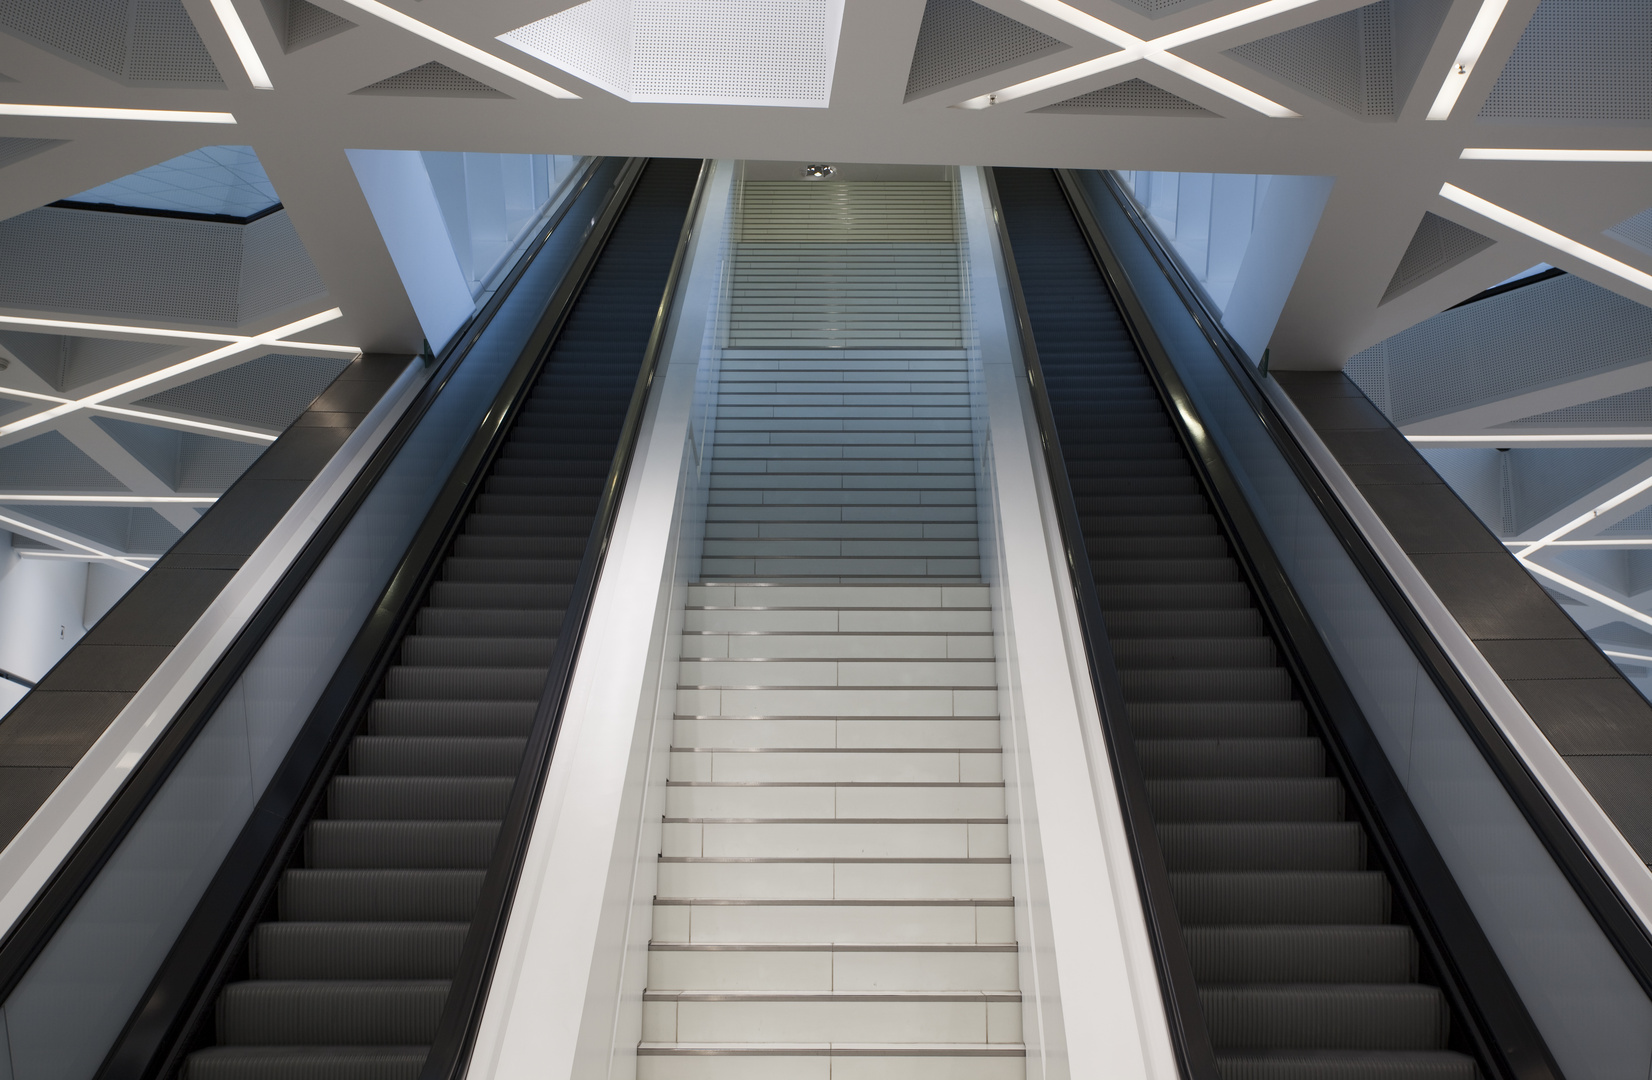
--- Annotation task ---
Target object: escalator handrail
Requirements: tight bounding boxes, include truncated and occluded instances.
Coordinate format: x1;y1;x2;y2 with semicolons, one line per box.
84;158;644;1080
1078;167;1652;995
1051;169;1562;1080
981;167;1222;1080
419;157;713;1080
0;156;614;1004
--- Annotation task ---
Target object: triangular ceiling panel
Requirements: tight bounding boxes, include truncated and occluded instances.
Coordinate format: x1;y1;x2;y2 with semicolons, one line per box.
1480;0;1652;121
0;330;175;393
0;138;67;170
904;0;1068;102
1606;208;1652;257
1226;0;1394;118
352;61;509;98
1035;78;1216;115
90;415;183;490
0;0;222;86
266;0;355;53
1380;212;1495;303
0;431;125;492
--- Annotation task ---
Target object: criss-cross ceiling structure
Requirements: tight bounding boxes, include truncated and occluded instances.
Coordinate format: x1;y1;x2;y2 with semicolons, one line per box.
0;0;1648;583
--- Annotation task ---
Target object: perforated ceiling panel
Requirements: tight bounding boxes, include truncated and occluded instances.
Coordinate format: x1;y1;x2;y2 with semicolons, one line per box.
0;330;176;392
1606;208;1652;257
239;211;328;320
501;0;846;107
0;0;222;85
283;0;353;52
91;415;182;488
1347;274;1652;427
0;137;66;170
137;352;349;430
354;61;509;97
903;0;1067;102
0;208;243;325
1036;78;1215;114
1498;386;1652;428
12;504;182;554
176;434;265;493
0;431;125;492
1226;0;1394;118
1380;211;1495;303
1480;0;1652;121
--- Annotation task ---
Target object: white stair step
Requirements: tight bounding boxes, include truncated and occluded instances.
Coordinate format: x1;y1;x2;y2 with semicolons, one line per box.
643;989;1021;1045
683;633;992;661
647;943;1020;991
679;659;997;689
665;781;1005;818
638;1043;1025;1080
676;687;998;718
687;585;987;608
657;857;1011;900
651;898;1015;944
671;717;1003;750
662;819;1009;859
669;748;1003;783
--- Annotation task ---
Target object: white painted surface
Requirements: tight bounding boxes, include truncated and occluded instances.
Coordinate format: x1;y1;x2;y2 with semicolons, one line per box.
469;160;731;1080
347;149;478;353
959;165;1178;1080
0;549;89;716
1222;174;1337;364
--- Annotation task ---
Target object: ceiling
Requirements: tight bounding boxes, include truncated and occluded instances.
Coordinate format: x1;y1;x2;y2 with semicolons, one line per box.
0;0;1648;593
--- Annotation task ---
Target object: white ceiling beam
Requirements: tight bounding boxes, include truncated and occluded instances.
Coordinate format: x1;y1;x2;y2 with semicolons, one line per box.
1402;357;1652;436
55;416;201;532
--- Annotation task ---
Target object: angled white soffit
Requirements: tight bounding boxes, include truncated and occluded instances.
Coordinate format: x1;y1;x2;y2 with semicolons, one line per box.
499;0;846;107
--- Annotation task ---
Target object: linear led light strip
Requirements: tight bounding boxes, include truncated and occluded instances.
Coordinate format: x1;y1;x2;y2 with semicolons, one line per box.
0;104;236;124
0;510;147;569
1513;472;1652;563
208;0;273;89
1521;559;1652;635
1604;649;1652;666
1408;434;1652;445
959;0;1306;116
0;388;277;442
18;550;157;562
0;314;358;354
332;0;577;99
0;494;217;505
1506;539;1652;548
1463;148;1652;163
1426;0;1511;120
0;309;353;440
1440;183;1652;294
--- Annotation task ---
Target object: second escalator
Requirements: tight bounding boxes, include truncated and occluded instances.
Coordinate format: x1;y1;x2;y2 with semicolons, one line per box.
993;167;1478;1080
183;157;702;1080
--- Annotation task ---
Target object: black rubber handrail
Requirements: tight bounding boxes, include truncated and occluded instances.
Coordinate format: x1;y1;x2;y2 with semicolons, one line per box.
0;157;618;1011
982;168;1221;1080
1079;166;1652;996
74;157;640;1080
419;157;712;1080
1052;169;1563;1080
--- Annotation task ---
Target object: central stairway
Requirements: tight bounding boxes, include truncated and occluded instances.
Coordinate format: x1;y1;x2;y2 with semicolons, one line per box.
638;173;1025;1078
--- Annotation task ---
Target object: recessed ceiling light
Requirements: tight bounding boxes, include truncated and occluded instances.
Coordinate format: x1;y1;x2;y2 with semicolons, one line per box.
1462;148;1652;163
208;0;273;89
0;511;147;568
1426;0;1511;120
1439;183;1652;293
0;104;236;123
333;0;577;99
802;164;836;179
960;0;1304;117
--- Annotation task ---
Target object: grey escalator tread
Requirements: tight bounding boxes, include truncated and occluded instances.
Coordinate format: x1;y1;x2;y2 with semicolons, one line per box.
190;158;701;1076
995;166;1474;1070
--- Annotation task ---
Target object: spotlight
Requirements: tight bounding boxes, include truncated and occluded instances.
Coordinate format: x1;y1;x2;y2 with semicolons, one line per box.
801;164;836;179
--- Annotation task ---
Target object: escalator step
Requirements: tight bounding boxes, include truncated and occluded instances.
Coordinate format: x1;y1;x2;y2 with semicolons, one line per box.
279;870;484;922
216;981;449;1045
399;636;556;667
1147;778;1345;822
186;1046;427;1080
1171;871;1391;925
450;535;587;559
381;665;548;700
305;821;501;869
349;737;528;776
1157;822;1363;872
367;700;537;738
1105;610;1265;639
328;777;515;820
1111;637;1275;669
1215;1050;1476;1080
1092;558;1237;584
1185;926;1416;984
415;608;563;638
1121;667;1294;702
441;557;582;583
1137;737;1323;778
1200;984;1450;1051
252;923;468;980
1127;702;1310;739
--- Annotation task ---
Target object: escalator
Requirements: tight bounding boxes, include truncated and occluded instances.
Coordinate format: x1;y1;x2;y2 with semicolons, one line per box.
989;168;1534;1080
0;158;702;1080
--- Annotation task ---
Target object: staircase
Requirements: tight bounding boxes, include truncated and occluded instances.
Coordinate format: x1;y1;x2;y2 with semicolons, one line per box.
638;173;1025;1078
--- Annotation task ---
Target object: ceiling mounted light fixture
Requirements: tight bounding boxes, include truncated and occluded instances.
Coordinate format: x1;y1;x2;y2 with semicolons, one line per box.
1462;148;1652;163
332;0;578;99
1439;183;1652;294
1426;0;1511;120
208;0;274;89
0;104;237;123
959;0;1304;117
802;164;836;179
